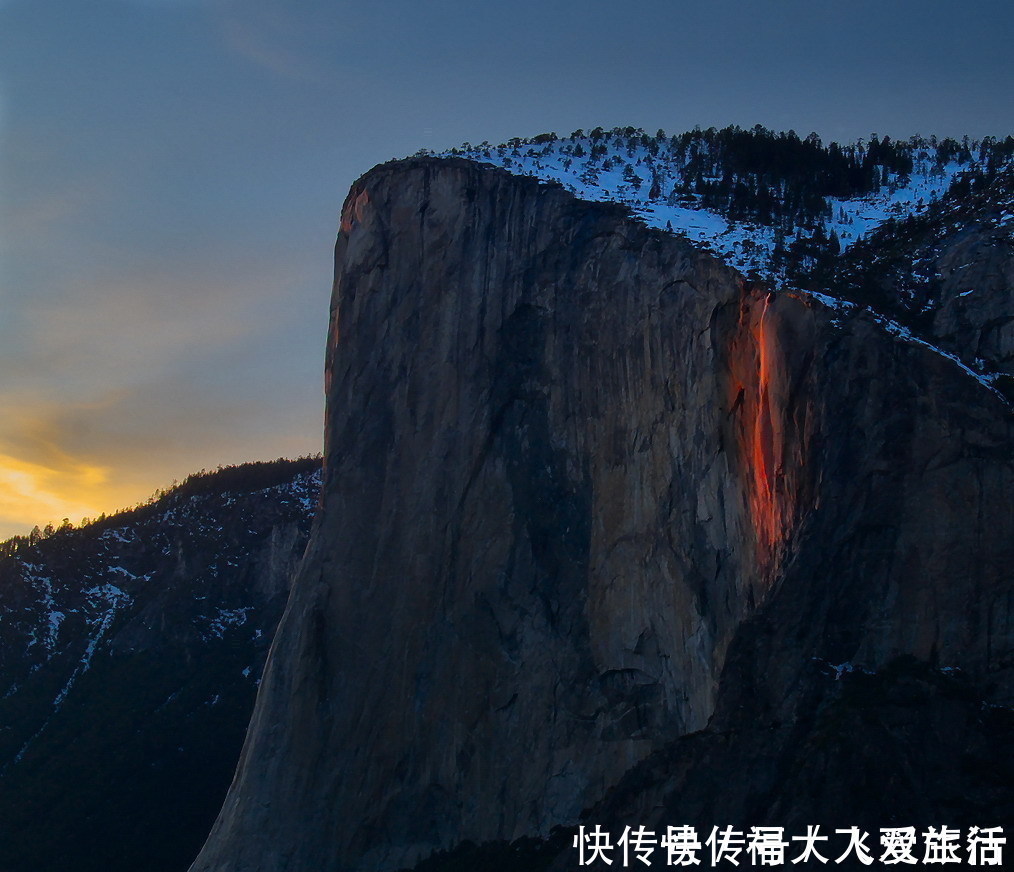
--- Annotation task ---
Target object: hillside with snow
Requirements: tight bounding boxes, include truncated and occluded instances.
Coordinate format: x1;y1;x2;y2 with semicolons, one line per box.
0;458;320;872
432;126;1013;286
424;126;1014;401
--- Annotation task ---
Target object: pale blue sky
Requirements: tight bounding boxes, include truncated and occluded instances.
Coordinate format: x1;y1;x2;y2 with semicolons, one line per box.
1;0;1012;536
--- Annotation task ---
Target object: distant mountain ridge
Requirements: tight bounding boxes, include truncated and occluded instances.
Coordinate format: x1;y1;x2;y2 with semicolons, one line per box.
0;457;320;872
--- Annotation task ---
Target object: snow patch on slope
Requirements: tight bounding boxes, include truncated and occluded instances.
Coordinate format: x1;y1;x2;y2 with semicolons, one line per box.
437;130;976;279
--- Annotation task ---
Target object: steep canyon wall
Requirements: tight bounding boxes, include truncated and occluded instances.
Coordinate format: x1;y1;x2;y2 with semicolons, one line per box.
192;159;1013;872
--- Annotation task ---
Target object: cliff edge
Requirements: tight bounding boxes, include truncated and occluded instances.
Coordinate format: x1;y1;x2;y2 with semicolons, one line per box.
192;158;1013;871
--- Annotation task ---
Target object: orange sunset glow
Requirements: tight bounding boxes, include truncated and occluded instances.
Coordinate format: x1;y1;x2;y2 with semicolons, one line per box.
0;453;113;539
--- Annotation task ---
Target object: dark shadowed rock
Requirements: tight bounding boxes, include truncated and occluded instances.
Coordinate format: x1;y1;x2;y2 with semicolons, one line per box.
932;221;1014;375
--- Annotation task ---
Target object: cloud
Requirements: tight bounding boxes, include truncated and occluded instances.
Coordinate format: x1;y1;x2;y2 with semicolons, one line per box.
0;395;148;539
0;248;324;539
0;376;317;540
120;0;212;6
215;0;334;82
0;449;112;539
0;181;106;247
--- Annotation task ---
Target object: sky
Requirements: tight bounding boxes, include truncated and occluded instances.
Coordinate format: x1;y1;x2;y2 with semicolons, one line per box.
1;0;1012;538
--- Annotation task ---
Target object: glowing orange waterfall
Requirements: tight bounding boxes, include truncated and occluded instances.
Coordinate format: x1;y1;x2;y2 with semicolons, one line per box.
751;292;778;550
728;286;794;568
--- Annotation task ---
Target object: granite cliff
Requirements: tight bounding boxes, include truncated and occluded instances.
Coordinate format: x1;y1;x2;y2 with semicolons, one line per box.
192;157;1013;871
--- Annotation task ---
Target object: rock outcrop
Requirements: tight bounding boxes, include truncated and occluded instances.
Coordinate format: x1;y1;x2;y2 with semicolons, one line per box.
931;218;1014;376
192;159;1013;872
838;163;1014;383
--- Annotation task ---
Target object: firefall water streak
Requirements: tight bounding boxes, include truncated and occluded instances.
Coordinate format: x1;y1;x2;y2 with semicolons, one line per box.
728;288;792;567
750;293;781;553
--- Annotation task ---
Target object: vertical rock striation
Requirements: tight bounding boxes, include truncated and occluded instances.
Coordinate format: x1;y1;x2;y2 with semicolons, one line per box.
192;158;1013;872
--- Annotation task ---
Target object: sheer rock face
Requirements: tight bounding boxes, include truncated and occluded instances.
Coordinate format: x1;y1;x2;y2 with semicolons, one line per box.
192;159;1013;872
931;222;1014;375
